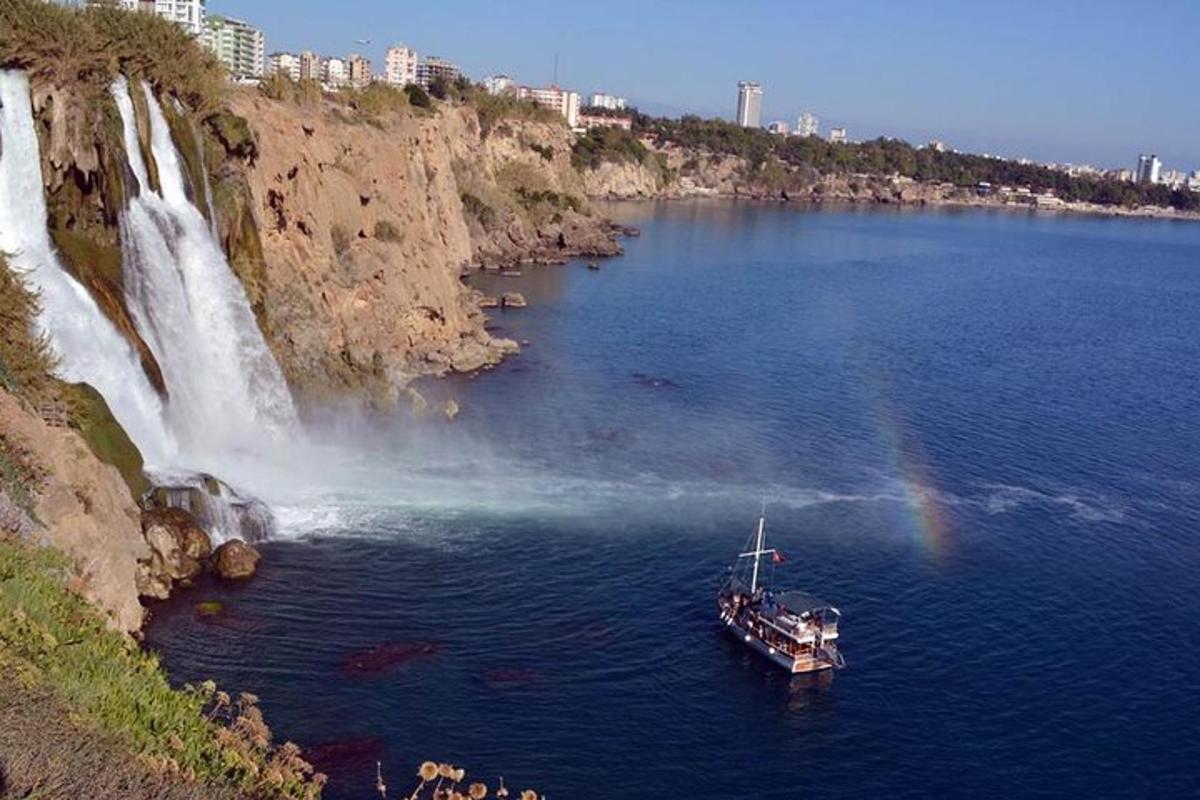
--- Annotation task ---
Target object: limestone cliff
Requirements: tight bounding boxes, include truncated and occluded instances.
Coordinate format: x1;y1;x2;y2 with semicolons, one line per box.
224;91;622;401
0;389;147;632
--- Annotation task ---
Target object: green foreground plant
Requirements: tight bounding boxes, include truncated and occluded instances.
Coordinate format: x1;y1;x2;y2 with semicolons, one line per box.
0;537;324;798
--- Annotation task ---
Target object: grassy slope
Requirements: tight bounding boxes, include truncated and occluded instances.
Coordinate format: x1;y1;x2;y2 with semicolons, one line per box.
0;537;322;798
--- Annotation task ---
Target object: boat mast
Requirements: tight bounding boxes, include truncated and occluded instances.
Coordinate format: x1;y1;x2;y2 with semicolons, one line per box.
750;512;766;594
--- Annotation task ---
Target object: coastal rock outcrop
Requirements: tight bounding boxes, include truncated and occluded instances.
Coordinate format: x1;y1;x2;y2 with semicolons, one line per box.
0;390;147;632
499;291;527;308
224;91;620;401
136;506;213;599
213;539;261;580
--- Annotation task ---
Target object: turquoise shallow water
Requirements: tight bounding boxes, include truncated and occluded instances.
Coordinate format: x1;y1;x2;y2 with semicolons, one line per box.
147;201;1200;798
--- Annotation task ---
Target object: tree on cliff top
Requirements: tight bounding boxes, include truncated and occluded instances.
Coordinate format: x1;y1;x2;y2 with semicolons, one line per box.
0;254;56;408
0;0;226;115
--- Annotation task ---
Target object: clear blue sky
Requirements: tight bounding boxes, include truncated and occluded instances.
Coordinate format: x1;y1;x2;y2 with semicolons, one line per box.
215;0;1199;171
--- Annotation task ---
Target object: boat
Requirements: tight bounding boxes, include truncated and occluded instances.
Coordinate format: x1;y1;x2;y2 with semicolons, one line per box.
716;511;846;674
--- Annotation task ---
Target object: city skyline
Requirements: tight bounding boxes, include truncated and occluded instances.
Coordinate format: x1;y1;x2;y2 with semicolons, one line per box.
207;0;1198;171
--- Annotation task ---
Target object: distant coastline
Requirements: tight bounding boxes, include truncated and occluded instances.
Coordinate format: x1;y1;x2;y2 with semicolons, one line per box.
600;187;1200;224
579;154;1200;223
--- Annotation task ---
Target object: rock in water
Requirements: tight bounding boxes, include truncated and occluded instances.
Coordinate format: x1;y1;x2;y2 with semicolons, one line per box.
213;540;261;580
443;399;460;420
145;471;276;543
136;507;212;599
500;292;527;308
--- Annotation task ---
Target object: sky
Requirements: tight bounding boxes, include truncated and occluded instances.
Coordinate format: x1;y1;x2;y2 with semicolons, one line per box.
215;0;1200;170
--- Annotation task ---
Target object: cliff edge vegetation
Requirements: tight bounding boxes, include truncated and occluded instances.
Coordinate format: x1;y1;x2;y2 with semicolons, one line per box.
0;536;323;799
575;110;1200;215
0;0;225;112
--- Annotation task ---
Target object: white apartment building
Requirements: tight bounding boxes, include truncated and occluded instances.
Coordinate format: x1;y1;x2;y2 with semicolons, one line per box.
588;92;627;111
86;0;206;36
483;74;517;96
416;56;462;90
321;57;349;88
1136;154;1162;185
266;52;301;81
795;112;819;138
736;81;762;128
829;127;847;144
767;121;789;135
299;51;320;81
519;86;581;128
348;54;373;88
384;46;418;87
202;14;264;79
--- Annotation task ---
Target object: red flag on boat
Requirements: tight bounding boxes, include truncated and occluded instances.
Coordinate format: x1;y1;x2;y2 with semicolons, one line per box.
772;551;786;564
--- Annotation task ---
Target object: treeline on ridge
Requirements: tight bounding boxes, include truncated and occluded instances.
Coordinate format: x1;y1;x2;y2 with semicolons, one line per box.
572;110;1198;211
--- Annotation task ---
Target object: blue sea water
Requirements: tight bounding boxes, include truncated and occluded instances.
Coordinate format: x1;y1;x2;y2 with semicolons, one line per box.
146;202;1200;799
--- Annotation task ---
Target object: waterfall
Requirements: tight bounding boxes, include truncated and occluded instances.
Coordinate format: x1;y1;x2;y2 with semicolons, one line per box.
0;69;304;543
111;76;298;470
0;70;175;462
185;110;221;240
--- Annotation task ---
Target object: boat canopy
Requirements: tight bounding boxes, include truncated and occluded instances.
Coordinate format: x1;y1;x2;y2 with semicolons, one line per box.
773;591;838;616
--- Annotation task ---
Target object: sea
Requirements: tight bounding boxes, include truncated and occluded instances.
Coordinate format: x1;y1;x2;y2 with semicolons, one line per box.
145;201;1200;799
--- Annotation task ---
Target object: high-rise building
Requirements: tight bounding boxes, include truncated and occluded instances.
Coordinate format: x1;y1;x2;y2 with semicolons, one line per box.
588;92;627;111
299;51;320;81
518;86;581;127
266;52;301;81
348;54;373;88
736;81;762;128
85;0;206;36
796;112;819;138
1136;154;1162;185
384;45;418;87
829;127;847;144
202;14;264;80
321;57;349;88
416;56;462;90
482;74;517;96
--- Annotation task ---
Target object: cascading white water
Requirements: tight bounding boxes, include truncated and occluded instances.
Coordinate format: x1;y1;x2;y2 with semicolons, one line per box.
111;76;298;469
0;69;305;542
0;70;175;462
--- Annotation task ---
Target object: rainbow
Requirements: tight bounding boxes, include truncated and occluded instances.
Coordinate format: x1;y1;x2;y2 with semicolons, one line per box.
871;389;953;563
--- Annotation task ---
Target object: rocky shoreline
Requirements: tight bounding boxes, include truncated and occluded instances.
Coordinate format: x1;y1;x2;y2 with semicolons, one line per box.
580;146;1200;223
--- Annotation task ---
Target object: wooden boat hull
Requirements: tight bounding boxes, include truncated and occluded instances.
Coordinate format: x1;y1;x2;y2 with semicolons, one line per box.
720;614;837;674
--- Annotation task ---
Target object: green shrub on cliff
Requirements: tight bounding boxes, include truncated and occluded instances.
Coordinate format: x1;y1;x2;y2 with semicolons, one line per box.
571;127;650;170
0;537;324;798
345;83;410;117
404;83;433;110
0;256;149;498
259;74;324;108
373;220;402;242
0;0;226;114
0;254;57;408
469;90;564;138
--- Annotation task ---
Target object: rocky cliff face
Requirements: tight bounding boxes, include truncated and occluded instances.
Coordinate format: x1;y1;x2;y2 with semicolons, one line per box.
579;159;667;199
0;389;147;632
577;140;979;205
224;92;621;402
